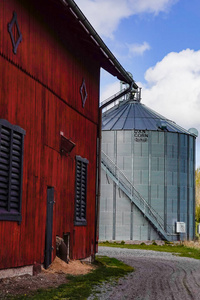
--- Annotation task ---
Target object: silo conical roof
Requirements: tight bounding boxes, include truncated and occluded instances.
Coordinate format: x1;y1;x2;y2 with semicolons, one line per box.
102;99;191;134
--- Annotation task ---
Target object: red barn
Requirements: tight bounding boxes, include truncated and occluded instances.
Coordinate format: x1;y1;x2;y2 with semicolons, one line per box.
0;0;137;276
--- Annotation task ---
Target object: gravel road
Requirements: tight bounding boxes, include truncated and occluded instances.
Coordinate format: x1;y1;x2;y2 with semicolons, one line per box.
89;246;200;300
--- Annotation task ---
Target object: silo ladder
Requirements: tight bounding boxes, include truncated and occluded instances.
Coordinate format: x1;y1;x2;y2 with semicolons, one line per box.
101;150;172;241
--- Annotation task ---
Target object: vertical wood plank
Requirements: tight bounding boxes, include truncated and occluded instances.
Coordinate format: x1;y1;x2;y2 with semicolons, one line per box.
0;0;100;269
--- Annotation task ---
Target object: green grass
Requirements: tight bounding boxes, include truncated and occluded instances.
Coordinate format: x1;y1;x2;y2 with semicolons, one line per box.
11;256;133;300
8;242;200;299
99;241;200;260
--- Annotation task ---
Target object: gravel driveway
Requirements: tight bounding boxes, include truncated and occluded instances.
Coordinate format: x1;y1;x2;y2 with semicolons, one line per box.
89;246;200;300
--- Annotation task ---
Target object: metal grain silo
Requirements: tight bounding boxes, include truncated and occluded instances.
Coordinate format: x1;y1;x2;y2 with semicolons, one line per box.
100;92;197;241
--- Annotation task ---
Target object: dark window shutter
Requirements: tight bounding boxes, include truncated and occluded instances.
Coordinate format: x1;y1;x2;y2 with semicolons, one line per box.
0;126;10;211
75;156;88;226
0;120;25;222
10;131;23;212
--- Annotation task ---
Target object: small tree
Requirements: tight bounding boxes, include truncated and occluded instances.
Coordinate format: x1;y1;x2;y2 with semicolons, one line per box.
195;168;200;223
196;168;200;205
196;205;200;223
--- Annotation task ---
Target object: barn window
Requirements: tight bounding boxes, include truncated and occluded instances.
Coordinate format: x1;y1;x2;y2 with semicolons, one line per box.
0;119;25;223
74;156;89;226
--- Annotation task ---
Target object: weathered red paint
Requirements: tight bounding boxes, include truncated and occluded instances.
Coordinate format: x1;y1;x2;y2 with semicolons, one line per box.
0;0;100;269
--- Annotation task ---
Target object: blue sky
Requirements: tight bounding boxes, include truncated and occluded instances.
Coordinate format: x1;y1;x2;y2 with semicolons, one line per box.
76;0;200;167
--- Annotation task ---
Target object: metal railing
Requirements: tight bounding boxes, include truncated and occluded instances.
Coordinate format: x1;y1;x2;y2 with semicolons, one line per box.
101;150;173;240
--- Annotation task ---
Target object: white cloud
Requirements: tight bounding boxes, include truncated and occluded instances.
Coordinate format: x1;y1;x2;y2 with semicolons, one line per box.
100;49;200;131
75;0;178;38
75;0;129;38
130;0;178;15
100;81;120;102
141;49;200;131
127;42;151;56
100;49;200;166
141;49;200;166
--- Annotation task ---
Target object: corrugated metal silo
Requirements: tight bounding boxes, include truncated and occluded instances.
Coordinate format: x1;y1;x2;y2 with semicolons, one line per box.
100;93;197;241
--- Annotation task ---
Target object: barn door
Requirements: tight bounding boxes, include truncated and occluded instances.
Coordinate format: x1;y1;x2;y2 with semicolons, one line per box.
44;187;54;269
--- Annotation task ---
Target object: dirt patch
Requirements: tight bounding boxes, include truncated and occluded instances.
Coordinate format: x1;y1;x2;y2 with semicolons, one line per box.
44;256;95;275
0;257;95;299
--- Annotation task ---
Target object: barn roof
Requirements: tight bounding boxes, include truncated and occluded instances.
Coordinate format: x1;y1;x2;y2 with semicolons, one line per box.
29;0;137;89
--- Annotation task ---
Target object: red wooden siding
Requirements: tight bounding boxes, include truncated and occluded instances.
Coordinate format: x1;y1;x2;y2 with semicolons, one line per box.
0;0;100;269
0;0;100;123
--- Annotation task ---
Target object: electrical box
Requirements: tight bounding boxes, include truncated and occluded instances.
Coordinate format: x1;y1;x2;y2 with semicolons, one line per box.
176;222;186;233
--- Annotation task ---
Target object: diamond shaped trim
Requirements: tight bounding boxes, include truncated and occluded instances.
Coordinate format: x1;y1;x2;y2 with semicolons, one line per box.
80;79;88;108
8;11;22;55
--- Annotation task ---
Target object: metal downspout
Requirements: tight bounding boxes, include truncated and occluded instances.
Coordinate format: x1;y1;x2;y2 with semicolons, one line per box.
94;82;135;249
61;0;138;252
94;105;102;254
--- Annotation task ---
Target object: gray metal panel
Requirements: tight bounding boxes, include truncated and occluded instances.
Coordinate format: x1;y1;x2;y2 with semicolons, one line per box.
167;159;178;172
133;208;148;226
100;110;196;241
141;142;149;156
100;212;113;226
122;170;132;180
101;143;107;153
134;142;142;156
136;185;149;198
118;143;131;155
142;171;149;183
116;193;131;211
116;212;125;226
140;226;148;240
151;199;164;211
99;225;113;240
150;228;160;240
133;170;141;184
116;225;130;240
151;171;164;185
152;144;164;157
116;155;124;170
152;157;164;171
167;186;177;198
102;130;114;141
134;157;149;170
107;143;115;157
100;198;114;212
123;156;132;170
167;172;173;185
124;130;132;142
101;186;113;199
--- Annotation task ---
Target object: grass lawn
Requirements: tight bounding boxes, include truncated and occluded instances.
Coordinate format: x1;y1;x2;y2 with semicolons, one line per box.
11;256;133;300
98;241;200;260
8;241;200;299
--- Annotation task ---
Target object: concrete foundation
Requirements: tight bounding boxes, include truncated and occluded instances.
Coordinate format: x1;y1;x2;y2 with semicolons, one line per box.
0;265;34;279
